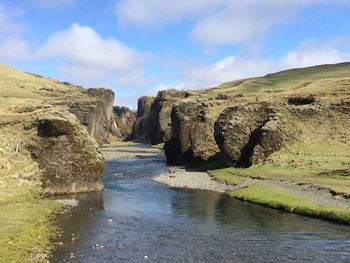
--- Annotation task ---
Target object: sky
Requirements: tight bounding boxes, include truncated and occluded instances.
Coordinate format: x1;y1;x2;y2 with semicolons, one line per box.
1;0;350;108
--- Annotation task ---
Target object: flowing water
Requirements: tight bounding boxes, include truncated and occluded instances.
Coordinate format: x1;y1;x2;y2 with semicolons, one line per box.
51;151;350;263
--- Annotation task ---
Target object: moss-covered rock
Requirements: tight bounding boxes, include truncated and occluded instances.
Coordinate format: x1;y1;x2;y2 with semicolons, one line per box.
27;113;104;194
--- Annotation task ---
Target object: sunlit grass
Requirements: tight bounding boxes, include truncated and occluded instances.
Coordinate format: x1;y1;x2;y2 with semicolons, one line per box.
0;184;60;262
230;184;350;224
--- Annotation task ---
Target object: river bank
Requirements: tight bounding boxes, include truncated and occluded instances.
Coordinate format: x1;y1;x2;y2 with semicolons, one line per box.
51;145;350;262
153;165;350;225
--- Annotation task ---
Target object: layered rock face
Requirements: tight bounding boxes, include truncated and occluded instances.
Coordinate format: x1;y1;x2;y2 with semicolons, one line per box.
164;102;220;165
66;88;121;145
214;103;284;167
131;96;156;142
27;113;104;194
132;62;350;169
131;90;193;144
152;90;192;144
0;65;124;194
113;106;136;140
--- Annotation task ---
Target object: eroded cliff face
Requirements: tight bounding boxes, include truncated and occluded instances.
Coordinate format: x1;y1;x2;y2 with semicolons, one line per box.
135;63;350;169
164;102;220;165
113;106;136;140
152;90;192;144
0;65;121;194
27;113;104;194
131;90;193;144
131;96;156;142
62;88;121;145
214;103;285;167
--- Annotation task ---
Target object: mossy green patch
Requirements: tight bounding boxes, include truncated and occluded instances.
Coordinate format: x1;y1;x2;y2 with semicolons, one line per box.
0;185;60;262
210;165;350;196
208;168;246;185
102;141;142;147
113;147;161;153
230;184;350;224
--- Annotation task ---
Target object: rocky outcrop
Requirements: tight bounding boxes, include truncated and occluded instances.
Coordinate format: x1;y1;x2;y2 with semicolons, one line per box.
131;96;156;142
152;90;192;144
61;88;121;145
27;112;104;194
164;102;220;165
214;103;285;167
132;90;193;144
113;106;136;140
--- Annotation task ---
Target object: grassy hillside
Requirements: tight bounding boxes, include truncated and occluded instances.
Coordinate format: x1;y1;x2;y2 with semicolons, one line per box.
186;63;350;223
0;65;96;261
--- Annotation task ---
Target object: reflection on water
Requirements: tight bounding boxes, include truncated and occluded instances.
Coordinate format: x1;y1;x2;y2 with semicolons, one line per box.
51;154;350;263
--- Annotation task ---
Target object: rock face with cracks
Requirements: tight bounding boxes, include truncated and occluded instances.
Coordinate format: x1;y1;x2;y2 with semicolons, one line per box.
164;102;220;165
27;113;104;195
214;103;285;167
64;88;121;145
131;96;156;142
113;106;136;140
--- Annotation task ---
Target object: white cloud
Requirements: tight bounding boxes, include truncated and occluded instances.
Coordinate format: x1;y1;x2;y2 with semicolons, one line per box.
0;5;30;62
116;0;319;46
0;37;29;62
37;23;148;87
154;40;350;92
282;40;350;68
191;0;315;46
117;0;225;27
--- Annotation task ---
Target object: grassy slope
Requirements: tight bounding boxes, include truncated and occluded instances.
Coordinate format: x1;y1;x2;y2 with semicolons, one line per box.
195;63;350;223
0;185;60;262
0;65;85;261
231;184;350;224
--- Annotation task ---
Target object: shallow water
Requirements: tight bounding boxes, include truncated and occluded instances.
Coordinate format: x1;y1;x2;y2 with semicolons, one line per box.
51;153;350;263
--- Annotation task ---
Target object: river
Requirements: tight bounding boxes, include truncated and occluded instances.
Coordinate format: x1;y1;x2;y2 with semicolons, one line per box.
51;151;350;262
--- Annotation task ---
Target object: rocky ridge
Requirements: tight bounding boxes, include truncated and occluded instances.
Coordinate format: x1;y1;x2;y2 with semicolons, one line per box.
132;62;350;173
0;65;123;194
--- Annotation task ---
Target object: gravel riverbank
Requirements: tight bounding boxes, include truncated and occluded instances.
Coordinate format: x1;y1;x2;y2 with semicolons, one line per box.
153;167;236;193
153;167;350;210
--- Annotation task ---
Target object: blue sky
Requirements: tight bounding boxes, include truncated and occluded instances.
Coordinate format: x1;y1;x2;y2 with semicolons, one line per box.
1;0;350;108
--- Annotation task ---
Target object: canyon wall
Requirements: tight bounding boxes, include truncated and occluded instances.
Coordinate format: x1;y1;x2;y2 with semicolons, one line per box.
0;65;123;194
132;63;350;168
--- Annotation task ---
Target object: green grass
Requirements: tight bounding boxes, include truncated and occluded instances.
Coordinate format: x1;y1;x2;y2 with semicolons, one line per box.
208;168;246;185
0;185;60;262
113;147;161;153
210;164;350;196
230;184;350;224
102;141;142;147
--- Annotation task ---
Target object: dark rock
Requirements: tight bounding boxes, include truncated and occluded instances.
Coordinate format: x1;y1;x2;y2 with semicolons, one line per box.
132;90;193;144
27;113;104;195
64;88;121;145
113;106;136;140
288;96;316;105
131;96;156;142
164;102;220;165
214;103;285;167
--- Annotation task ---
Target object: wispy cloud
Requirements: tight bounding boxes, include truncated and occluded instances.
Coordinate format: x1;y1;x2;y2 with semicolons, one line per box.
153;39;350;91
116;0;224;28
116;0;319;46
0;5;30;62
